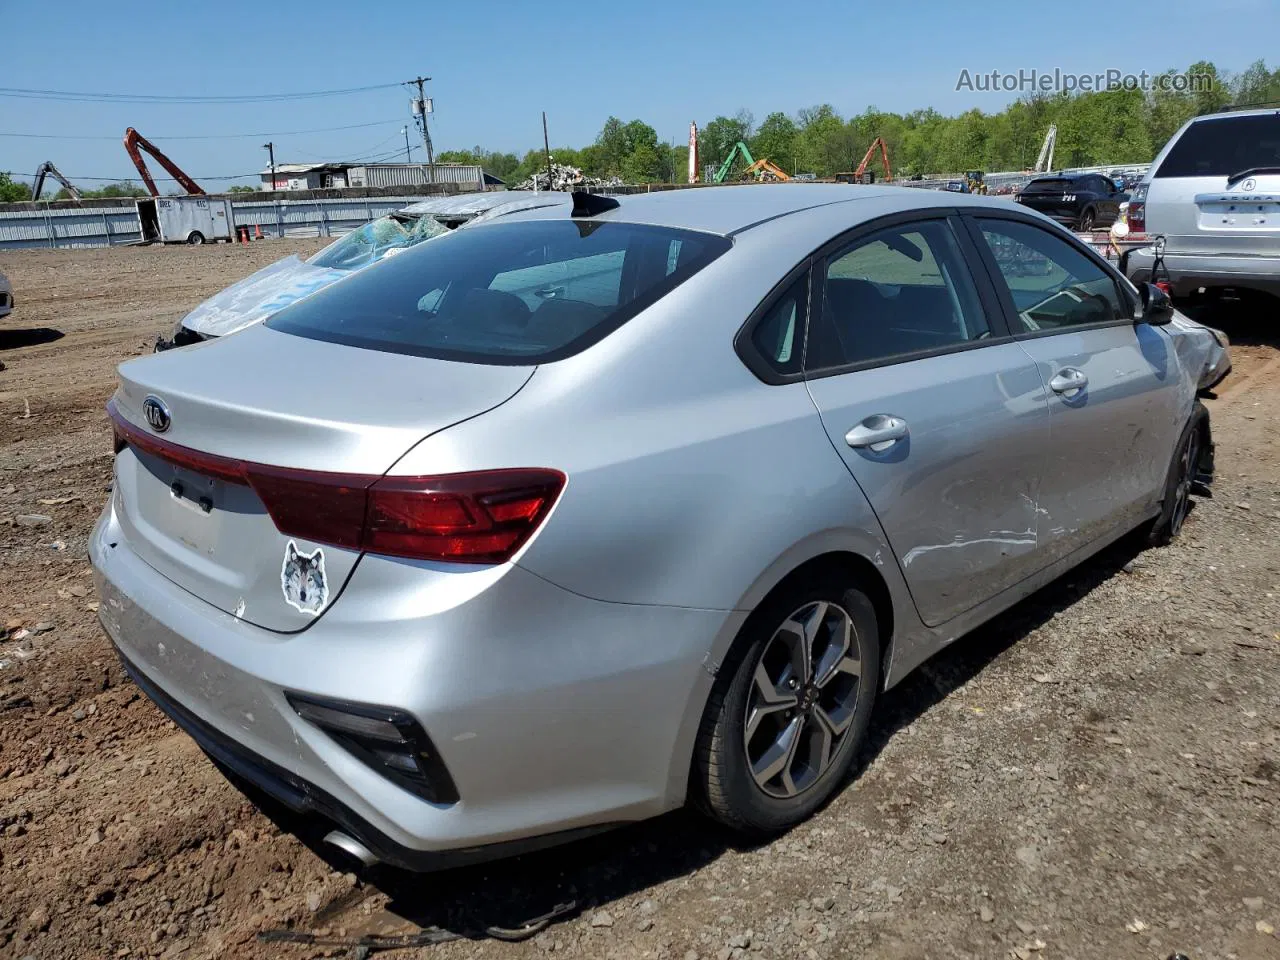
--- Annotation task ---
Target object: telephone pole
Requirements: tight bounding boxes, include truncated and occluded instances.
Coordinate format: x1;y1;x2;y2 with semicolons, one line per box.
262;142;275;191
401;126;411;163
406;75;435;183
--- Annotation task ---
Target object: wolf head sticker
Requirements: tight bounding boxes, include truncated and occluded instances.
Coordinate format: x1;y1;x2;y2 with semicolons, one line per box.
281;541;329;615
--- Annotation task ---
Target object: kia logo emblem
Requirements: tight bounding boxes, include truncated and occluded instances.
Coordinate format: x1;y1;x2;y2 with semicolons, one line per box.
142;395;171;433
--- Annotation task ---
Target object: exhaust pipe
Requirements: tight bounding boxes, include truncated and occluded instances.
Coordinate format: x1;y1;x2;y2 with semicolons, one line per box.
323;829;379;868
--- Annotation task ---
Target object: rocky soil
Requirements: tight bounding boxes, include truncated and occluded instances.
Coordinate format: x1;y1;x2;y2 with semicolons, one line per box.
1;244;1277;960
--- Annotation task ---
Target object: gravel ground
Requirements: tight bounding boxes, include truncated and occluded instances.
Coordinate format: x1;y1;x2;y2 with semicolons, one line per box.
0;244;1277;960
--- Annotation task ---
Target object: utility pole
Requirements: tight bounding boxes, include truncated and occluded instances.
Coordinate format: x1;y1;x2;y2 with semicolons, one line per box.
401;126;411;163
542;112;553;189
407;75;435;183
262;141;275;191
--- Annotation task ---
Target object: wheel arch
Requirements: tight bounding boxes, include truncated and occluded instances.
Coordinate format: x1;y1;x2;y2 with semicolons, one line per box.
665;542;914;809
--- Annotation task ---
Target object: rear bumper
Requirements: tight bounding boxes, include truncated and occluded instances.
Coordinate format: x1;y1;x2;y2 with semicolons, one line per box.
1125;248;1280;298
91;496;734;866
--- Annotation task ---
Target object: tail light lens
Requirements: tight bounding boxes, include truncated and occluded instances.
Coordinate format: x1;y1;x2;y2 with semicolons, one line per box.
1128;183;1148;234
108;400;564;564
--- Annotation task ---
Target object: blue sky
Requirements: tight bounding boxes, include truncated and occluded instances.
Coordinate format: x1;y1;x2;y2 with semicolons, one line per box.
3;0;1277;190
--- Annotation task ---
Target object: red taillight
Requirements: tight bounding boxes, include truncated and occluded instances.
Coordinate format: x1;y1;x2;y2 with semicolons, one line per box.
1155;280;1172;294
1128;201;1146;233
107;400;564;564
363;471;565;564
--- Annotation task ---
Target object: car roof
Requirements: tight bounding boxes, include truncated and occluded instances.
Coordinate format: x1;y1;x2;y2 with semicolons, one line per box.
400;190;551;216
1189;107;1280;123
489;183;1024;236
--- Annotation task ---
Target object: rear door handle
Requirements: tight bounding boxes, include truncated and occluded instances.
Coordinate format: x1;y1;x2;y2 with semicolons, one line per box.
1049;368;1088;395
845;415;909;452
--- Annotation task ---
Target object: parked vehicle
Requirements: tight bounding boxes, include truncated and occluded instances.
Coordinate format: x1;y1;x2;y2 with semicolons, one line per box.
136;196;235;246
94;185;1227;871
1014;173;1127;230
0;269;12;320
1124;108;1280;301
154;191;572;349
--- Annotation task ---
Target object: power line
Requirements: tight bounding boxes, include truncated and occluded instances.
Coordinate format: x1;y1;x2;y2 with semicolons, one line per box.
0;118;411;141
0;82;402;104
8;171;257;183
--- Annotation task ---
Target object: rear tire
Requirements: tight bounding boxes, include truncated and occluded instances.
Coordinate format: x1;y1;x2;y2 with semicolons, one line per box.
693;572;880;834
1149;402;1208;545
187;232;205;246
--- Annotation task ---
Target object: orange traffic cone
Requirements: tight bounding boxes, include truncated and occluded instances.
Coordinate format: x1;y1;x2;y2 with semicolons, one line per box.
254;224;264;240
239;226;249;245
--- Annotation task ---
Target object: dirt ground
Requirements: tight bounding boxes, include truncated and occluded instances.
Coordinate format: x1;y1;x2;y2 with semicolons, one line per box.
1;242;1278;960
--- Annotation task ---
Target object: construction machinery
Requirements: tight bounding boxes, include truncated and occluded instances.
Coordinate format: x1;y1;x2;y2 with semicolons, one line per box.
122;127;205;197
711;141;791;184
30;161;81;201
1034;124;1057;173
965;170;987;195
743;157;791;182
835;137;892;184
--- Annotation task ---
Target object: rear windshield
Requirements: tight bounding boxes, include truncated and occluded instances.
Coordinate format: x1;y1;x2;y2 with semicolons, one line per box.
1155;114;1280;178
1023;179;1070;193
268;219;731;363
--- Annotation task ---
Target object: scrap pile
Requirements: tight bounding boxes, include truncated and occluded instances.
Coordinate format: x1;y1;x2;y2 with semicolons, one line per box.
515;162;623;191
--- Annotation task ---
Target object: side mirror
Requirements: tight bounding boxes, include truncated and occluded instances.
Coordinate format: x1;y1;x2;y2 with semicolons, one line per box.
1138;282;1175;326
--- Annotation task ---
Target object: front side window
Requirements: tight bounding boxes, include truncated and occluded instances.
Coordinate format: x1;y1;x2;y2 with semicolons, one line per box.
976;219;1127;332
806;220;989;370
269;220;731;363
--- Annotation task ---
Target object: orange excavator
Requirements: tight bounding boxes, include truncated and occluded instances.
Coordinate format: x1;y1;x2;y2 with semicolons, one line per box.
835;137;892;184
122;127;204;197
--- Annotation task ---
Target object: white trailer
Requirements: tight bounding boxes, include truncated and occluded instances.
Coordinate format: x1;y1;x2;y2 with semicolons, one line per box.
136;196;234;245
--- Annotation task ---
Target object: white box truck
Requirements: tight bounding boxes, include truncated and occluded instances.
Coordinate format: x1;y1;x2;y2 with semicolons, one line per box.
136;196;234;245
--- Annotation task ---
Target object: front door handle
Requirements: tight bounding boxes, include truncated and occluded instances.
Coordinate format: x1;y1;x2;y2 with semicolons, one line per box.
1049;368;1089;395
845;414;909;452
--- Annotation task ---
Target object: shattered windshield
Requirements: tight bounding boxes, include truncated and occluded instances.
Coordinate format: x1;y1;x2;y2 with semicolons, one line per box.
307;214;448;271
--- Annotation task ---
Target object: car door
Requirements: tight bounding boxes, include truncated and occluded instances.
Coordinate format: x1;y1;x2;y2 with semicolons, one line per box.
963;213;1182;566
803;213;1050;627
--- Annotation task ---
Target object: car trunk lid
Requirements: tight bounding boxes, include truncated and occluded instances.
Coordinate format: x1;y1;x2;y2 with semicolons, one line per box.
108;324;534;632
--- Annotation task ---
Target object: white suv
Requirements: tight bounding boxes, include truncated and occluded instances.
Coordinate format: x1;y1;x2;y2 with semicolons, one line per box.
1124;108;1280;300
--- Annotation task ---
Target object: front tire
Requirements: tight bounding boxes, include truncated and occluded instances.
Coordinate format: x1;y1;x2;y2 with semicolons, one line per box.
1077;207;1097;232
693;573;880;834
187;232;205;245
1149;403;1208;545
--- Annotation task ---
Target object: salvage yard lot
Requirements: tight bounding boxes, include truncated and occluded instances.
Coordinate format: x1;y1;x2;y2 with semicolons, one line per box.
1;241;1279;960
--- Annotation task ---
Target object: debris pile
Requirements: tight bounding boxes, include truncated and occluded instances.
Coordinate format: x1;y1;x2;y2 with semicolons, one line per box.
515;162;622;191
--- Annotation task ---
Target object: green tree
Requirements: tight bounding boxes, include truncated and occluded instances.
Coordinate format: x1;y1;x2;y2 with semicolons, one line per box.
0;172;32;202
699;112;754;174
227;185;257;194
751;112;799;172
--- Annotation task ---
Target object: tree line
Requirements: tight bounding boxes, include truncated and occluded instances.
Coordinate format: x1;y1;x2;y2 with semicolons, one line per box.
441;59;1278;184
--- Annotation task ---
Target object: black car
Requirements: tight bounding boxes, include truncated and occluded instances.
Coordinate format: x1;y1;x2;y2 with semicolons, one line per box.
1014;174;1127;231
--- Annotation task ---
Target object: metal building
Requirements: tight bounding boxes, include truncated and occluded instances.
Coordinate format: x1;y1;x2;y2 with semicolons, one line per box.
259;162;496;192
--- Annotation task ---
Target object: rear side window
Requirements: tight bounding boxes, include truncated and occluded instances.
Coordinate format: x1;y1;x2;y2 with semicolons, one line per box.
976;219;1127;331
268;220;731;363
749;273;809;377
806;220;989;370
1155;114;1280;178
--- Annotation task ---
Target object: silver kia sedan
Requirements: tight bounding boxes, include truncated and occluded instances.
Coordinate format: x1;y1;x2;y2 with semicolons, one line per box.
92;185;1226;870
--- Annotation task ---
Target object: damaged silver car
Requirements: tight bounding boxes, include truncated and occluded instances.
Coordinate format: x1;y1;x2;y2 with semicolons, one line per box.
97;186;1229;870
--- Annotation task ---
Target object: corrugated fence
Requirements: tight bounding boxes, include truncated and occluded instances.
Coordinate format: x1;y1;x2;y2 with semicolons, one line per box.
0;196;446;251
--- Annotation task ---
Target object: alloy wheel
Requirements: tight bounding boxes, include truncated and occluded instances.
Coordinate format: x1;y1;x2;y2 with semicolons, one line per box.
1170;428;1201;536
743;601;863;799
